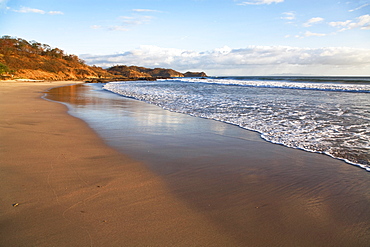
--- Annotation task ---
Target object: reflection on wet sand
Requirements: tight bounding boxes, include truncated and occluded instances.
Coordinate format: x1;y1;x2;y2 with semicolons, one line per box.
45;83;370;246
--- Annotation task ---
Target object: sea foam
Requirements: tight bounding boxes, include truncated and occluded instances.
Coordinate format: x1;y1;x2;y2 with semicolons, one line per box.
104;77;370;172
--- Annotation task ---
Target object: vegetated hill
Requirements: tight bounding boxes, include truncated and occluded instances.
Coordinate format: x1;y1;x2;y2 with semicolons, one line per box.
0;36;208;81
0;36;112;80
107;65;207;79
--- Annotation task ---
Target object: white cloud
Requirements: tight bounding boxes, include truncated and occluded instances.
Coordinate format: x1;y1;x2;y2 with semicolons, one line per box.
357;14;370;29
48;11;63;15
293;31;330;39
303;17;324;27
91;15;154;32
238;0;284;5
80;45;370;75
14;6;45;14
303;31;327;37
329;20;352;27
214;46;233;54
120;15;153;25
108;26;130;32
12;6;63;15
293;14;369;39
133;9;160;12
90;25;102;30
281;12;296;20
329;14;370;31
349;3;370;12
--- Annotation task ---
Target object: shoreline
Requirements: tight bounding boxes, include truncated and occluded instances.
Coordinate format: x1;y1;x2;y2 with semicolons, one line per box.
46;83;370;246
0;81;238;246
1;81;370;246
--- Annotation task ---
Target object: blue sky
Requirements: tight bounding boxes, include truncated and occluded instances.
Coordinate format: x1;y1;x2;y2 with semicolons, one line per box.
1;0;370;75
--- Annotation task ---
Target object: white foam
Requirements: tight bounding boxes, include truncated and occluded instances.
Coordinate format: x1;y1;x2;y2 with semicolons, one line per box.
159;78;370;93
104;79;370;171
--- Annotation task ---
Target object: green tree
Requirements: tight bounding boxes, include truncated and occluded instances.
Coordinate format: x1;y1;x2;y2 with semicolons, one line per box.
0;63;9;75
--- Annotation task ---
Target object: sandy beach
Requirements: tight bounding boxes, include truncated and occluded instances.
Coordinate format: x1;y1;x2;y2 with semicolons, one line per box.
0;81;238;246
1;81;370;246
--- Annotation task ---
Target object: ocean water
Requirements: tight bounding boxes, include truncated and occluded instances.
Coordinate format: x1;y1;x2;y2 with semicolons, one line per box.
103;76;370;172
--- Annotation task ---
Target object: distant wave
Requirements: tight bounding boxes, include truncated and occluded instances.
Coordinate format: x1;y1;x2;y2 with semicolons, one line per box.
213;76;370;84
160;78;370;93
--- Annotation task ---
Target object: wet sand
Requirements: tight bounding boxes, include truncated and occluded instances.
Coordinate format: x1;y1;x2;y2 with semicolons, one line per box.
1;81;370;246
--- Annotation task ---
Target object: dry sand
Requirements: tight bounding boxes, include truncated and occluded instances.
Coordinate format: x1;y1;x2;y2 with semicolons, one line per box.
0;81;238;246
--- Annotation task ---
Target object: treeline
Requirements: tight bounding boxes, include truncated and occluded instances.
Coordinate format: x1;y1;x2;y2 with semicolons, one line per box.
0;35;84;64
0;36;111;80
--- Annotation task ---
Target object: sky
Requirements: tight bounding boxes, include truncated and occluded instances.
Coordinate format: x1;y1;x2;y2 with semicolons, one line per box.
1;0;370;76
